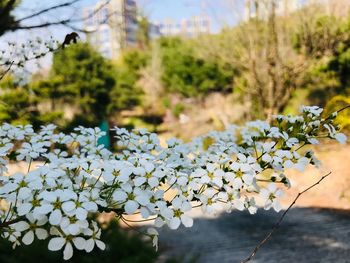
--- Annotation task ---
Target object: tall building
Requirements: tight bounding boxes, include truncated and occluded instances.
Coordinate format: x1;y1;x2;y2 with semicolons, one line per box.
156;15;211;38
244;0;303;21
83;0;138;59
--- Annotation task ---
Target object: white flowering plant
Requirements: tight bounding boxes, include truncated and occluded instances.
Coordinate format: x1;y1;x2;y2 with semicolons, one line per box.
0;106;347;260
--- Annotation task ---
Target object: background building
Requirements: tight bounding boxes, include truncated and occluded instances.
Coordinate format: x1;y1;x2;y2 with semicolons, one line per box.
156;15;211;38
83;0;138;59
244;0;303;21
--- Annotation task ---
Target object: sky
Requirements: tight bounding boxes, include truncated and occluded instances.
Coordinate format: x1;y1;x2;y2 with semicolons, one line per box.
0;0;244;73
137;0;243;31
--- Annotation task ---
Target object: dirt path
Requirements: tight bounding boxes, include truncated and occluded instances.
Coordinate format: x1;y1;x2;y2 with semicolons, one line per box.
154;208;350;263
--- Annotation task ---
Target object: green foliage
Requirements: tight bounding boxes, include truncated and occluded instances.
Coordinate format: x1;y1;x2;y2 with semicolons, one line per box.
136;16;151;49
108;49;145;113
159;37;234;97
50;43;116;126
0;75;42;127
172;103;185;118
0;0;20;36
293;14;347;56
35;43;143;129
0;220;158;263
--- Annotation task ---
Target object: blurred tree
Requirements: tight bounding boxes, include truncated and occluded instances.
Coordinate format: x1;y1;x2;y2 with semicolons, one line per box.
108;49;144;115
159;37;234;98
50;43;115;126
234;2;307;119
44;43;141;128
0;74;44;127
136;15;151;50
0;0;19;36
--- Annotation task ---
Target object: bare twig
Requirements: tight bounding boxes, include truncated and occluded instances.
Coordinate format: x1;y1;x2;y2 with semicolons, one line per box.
5;0;113;34
15;0;81;22
0;217;23;229
336;105;350;115
241;171;332;263
0;61;14;81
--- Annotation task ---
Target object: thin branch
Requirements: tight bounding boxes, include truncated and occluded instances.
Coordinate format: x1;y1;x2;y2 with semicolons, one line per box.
336;105;350;114
120;217;151;237
325;104;350;121
0;217;23;229
240;171;332;263
8;0;113;34
121;215;157;223
70;0;112;24
8;19;72;30
0;61;14;81
15;0;81;22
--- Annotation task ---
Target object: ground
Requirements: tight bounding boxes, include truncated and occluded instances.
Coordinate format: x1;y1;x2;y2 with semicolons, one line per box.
154;208;350;263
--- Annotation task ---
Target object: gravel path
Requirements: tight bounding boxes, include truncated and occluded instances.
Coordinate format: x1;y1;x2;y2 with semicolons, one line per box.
154;208;350;263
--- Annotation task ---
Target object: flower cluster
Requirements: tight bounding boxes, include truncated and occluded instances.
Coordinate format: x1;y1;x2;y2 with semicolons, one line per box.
0;106;346;259
0;37;59;82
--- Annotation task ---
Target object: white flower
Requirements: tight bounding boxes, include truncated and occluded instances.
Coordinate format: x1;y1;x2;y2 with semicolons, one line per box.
147;228;159;251
83;222;105;252
14;215;48;245
260;184;284;212
167;197;193;229
48;237;74;260
335;133;347;144
0;108;345;259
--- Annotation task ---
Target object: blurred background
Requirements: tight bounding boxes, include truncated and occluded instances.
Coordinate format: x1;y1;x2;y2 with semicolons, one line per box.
1;0;350;262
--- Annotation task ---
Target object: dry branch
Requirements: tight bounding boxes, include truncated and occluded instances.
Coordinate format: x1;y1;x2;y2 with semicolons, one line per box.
241;171;332;263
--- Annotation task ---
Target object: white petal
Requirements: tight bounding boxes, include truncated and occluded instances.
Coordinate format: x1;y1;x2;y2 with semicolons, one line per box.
76;207;88;220
63;242;73;260
134;177;146;187
68;224;80;235
18;187;32;200
82;202;97;212
48;237;66;251
95;240;105;250
60;217;70;229
14;221;30;232
135;194;149;206
262;154;272;163
112;190;127;202
242;173;253;185
180;215;193;227
35;228;48;240
169;217;181;230
17;203;32;216
62;201;76;213
73;237;86;250
125;200;139;215
85;239;95;252
234;199;245;211
335;133;347;144
147;228;158;236
22;230;34;245
37;204;54;215
49;209;62;226
273;201;282;212
154;217;165;227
